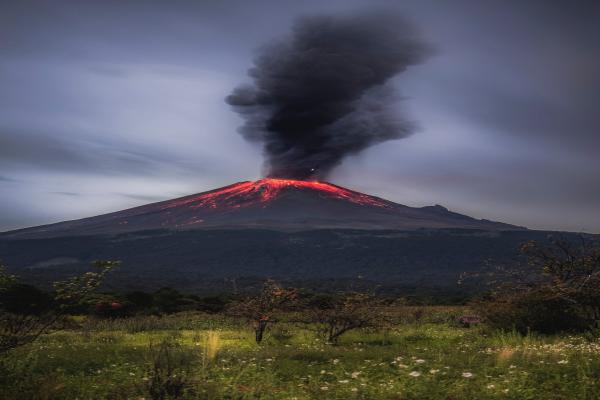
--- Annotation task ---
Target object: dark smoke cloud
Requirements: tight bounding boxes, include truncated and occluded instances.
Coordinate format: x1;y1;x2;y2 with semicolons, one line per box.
226;11;430;179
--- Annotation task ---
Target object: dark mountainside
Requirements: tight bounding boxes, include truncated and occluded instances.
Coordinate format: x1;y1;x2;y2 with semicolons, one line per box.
2;179;522;239
0;178;568;295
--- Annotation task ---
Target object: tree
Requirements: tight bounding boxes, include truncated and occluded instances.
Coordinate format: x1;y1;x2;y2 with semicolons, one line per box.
520;238;600;322
0;260;119;355
473;237;600;333
303;292;390;344
228;280;297;343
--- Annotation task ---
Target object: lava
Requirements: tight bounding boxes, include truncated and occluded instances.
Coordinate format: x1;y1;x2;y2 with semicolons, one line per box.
162;178;391;211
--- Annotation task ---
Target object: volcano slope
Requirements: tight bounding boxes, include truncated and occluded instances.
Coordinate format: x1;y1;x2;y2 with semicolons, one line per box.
2;179;521;238
0;179;562;294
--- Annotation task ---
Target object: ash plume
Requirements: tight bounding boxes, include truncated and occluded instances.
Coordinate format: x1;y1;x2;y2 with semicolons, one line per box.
226;11;430;180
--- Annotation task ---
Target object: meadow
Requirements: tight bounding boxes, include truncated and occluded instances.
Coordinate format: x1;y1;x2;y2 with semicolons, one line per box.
1;308;599;400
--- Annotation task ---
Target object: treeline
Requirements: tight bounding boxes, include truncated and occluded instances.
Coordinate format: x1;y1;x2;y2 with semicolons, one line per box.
0;284;235;318
0;280;472;320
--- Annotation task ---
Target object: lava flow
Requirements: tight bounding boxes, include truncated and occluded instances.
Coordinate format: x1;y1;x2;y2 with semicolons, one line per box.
162;178;392;211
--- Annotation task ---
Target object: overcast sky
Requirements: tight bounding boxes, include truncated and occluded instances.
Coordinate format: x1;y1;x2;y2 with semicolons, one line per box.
1;0;599;233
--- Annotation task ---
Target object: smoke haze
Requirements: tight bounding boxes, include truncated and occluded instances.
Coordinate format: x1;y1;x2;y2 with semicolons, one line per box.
227;11;430;179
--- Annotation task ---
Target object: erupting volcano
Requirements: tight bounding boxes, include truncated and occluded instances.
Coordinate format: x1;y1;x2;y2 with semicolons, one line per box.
2;179;522;239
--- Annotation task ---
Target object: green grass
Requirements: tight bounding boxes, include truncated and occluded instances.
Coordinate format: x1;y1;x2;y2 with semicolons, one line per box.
1;311;599;399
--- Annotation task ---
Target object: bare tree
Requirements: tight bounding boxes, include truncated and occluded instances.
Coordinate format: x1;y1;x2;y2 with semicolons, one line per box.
304;292;390;344
520;238;600;321
470;237;600;333
228;280;297;343
0;260;119;355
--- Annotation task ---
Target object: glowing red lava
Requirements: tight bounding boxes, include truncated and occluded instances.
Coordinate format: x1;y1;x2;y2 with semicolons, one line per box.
162;178;391;211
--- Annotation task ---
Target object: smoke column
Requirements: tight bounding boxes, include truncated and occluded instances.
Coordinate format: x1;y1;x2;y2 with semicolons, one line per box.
226;11;430;180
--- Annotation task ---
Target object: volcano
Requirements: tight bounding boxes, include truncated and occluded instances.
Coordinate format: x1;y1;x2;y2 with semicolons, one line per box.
2;179;522;239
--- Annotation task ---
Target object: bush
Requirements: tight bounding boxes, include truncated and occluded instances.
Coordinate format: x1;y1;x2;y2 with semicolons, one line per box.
473;238;600;334
474;288;591;334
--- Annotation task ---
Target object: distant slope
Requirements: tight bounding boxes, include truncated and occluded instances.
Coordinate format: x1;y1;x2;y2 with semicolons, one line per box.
0;228;553;293
1;179;524;239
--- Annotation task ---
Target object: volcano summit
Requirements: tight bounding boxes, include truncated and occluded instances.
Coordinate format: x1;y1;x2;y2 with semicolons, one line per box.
2;179;522;239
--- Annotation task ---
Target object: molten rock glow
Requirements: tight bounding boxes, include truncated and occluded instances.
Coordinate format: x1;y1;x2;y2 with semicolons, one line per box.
163;178;391;211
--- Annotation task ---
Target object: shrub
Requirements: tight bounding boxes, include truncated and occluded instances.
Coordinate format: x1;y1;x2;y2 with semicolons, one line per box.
144;338;196;400
0;260;119;355
473;238;600;334
475;288;590;334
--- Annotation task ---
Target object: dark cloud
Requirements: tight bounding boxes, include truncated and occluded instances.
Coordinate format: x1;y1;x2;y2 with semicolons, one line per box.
227;11;429;179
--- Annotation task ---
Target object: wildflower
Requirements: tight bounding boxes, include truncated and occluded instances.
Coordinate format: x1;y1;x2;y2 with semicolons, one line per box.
409;371;421;377
429;369;439;374
415;359;425;364
351;388;358;392
339;380;349;384
462;372;474;378
398;364;408;369
320;386;329;391
486;384;495;389
557;360;568;364
351;371;361;379
332;359;340;364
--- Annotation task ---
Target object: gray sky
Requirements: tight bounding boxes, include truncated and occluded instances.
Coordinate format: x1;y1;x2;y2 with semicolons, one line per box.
1;0;599;233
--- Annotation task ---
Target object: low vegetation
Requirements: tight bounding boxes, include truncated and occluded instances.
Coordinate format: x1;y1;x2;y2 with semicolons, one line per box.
0;238;598;399
1;310;599;399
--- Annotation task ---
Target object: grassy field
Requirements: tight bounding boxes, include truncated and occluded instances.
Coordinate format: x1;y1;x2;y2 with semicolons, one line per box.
1;309;599;400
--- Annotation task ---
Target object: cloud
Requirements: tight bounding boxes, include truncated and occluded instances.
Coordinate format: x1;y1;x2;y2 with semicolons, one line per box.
0;175;19;183
50;191;81;197
116;193;166;202
0;128;211;177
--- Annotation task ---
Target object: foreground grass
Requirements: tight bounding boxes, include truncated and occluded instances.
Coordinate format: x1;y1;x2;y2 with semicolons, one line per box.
1;311;599;399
